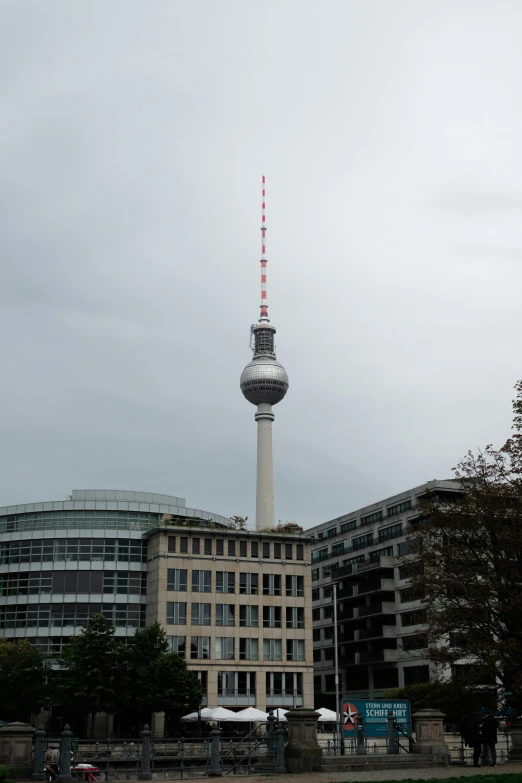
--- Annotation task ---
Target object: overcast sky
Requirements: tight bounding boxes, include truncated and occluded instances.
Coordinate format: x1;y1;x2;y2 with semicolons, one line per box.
1;1;522;528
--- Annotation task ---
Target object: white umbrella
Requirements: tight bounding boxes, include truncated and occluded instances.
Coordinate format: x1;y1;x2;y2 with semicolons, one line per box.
234;707;269;722
268;708;289;722
206;707;243;722
182;708;215;722
316;708;337;722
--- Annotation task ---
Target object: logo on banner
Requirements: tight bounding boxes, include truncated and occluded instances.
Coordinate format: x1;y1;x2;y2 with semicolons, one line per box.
342;702;359;731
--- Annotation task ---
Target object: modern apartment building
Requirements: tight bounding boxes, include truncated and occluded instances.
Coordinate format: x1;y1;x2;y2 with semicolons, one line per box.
308;480;461;700
0;489;313;731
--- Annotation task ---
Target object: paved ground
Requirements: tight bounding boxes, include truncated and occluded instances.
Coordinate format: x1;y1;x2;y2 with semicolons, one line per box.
218;765;522;782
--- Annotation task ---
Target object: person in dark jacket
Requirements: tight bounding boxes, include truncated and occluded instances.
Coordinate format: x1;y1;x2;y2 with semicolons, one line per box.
481;710;498;766
460;718;482;767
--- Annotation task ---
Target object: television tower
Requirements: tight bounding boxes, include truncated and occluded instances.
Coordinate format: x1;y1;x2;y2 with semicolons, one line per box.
240;176;289;531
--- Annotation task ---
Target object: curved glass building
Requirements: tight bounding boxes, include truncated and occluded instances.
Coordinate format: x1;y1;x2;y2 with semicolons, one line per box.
0;489;313;734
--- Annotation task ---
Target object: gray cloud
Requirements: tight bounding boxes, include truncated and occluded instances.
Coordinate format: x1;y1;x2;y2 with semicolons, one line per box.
1;0;522;528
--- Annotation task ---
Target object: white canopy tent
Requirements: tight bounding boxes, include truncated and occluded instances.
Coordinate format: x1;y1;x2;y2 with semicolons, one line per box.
234;707;268;722
181;707;241;722
316;707;338;722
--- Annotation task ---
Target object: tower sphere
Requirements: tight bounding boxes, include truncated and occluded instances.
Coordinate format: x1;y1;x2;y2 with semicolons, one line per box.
240;356;289;406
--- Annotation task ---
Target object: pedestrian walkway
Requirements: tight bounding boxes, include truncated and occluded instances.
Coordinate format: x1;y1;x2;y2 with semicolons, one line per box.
227;763;522;783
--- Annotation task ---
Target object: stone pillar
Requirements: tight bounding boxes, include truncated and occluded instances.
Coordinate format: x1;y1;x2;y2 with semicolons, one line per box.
508;719;522;760
0;722;36;779
150;712;165;738
31;724;47;781
387;710;397;755
274;727;286;774
57;724;72;783
355;713;366;755
284;708;322;773
138;724;152;780
412;709;449;763
208;727;222;777
267;710;276;756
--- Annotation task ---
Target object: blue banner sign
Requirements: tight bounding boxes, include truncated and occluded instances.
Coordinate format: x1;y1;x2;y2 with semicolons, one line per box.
342;698;411;738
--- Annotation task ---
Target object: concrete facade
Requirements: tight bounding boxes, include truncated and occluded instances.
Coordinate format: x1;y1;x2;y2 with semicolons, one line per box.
307;480;461;699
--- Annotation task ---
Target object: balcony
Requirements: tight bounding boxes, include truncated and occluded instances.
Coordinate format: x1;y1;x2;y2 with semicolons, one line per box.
266;690;303;707
358;648;398;664
218;689;256;706
358;601;396;618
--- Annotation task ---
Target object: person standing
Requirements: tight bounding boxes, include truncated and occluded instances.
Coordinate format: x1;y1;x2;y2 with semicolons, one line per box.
481;710;498;766
460;717;482;767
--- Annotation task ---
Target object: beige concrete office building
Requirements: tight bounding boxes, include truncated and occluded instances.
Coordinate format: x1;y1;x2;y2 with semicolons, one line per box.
0;489;314;723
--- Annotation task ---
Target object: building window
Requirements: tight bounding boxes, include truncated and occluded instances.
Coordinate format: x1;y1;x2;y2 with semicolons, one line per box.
286;607;305;629
312;547;328;562
263;574;281;596
326;527;337;538
215;637;235;660
312;608;320;622
340;520;356;533
401;609;427;627
286;575;304;597
216;572;235;594
168;536;176;553
286;639;305;662
296;544;304;560
180;537;189;554
312;569;319;582
239;573;258;595
324;674;335;691
387;500;411;517
262;542;270;558
263;606;282;628
216;540;224;556
323;586;333;599
403;665;430;685
398;540;412;556
323;562;338;578
192;570;211;593
285;543;293;559
218;671;256;697
0;538;147;566
399;561;423;580
167;569;187;592
274;542;281;559
190;636;210;659
239;605;258;627
402;633;428;651
313;628;321;642
324;626;334;640
204;538;212;555
216;604;235;627
102;571;146;595
369;546;393;559
192;538;200;555
400;586;424;603
352;533;373;550
263;639;282;661
378;523;403;542
332;541;348;556
228;540;236;557
239;638;259;660
251;541;259;558
266;672;302;698
312;588;320;601
323;606;333;621
169;636;186;656
239;540;247;557
314;675;322;691
360;511;383;526
167;602;186;625
191;603;211;626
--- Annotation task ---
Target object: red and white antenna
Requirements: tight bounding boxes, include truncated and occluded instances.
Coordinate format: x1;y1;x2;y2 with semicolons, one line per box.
260;175;269;322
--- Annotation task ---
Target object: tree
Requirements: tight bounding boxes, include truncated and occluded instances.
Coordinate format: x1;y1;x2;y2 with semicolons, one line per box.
58;614;128;734
384;679;491;725
230;516;248;530
408;381;522;701
127;622;202;721
0;638;49;721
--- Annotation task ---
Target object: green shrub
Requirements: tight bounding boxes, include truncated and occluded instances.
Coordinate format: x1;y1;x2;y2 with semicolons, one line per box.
0;765;13;783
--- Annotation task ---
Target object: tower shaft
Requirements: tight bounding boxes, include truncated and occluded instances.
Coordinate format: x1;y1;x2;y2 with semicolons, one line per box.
255;403;275;530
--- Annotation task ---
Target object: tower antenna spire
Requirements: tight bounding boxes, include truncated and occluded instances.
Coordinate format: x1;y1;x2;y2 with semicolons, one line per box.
260;175;269;322
240;177;289;531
